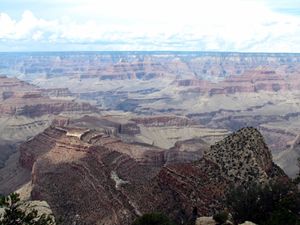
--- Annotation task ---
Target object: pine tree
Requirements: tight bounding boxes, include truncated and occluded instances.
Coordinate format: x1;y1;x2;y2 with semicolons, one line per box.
0;192;55;225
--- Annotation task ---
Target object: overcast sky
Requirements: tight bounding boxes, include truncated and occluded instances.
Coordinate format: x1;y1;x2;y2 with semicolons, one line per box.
1;0;300;52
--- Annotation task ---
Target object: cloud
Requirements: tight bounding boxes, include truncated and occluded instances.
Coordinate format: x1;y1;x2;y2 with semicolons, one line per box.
0;0;300;52
0;11;59;41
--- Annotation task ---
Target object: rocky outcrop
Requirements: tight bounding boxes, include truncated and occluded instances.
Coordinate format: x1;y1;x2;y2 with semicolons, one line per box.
118;122;141;135
176;70;300;95
3;52;300;82
0;76;97;117
19;127;66;170
195;217;216;225
205;127;286;184
0;76;36;93
19;126;165;224
38;88;73;98
151;159;230;219
108;63;164;80
0;100;96;117
17;124;288;225
195;216;234;225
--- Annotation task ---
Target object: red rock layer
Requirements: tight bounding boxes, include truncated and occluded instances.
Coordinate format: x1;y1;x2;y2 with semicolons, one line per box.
19;125;288;225
0;76;96;117
176;70;300;95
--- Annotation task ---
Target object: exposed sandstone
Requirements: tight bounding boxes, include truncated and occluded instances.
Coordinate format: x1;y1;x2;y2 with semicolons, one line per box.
18;124;287;225
195;217;216;225
0;76;97;117
176;70;300;95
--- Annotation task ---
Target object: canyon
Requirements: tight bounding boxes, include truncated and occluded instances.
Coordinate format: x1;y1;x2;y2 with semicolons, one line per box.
1;52;300;176
0;51;300;224
0;75;97;195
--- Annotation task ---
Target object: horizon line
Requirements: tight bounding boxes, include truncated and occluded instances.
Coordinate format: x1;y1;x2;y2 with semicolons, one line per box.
1;50;300;55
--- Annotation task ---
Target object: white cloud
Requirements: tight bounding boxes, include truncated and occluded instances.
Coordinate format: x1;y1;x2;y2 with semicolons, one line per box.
0;0;300;51
0;11;59;41
0;13;16;37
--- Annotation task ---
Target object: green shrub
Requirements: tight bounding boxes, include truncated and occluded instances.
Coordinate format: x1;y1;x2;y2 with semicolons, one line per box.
0;192;55;225
226;180;300;225
264;208;300;225
213;211;228;224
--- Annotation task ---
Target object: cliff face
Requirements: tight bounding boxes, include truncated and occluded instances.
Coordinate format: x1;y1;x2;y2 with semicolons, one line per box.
131;116;193;127
5;53;300;159
0;76;98;195
0;98;95;117
2;52;300;81
38;88;73;98
2;52;299;223
3;52;300;100
176;70;300;95
18;124;288;225
19;126;166;224
0;76;36;93
275;134;300;178
0;76;96;117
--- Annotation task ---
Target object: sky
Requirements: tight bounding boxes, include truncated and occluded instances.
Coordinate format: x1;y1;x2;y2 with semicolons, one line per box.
0;0;300;52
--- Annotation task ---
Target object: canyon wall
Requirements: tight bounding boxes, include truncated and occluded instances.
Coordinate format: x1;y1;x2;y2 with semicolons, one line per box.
17;124;288;225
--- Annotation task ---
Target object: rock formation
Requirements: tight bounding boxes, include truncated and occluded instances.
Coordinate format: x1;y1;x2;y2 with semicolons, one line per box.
0;52;299;224
131;116;194;127
3;52;300;171
17;123;288;225
205;127;285;184
176;70;300;95
0;76;98;196
0;76;96;117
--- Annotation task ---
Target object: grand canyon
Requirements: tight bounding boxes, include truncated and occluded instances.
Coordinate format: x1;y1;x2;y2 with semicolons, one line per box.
0;51;300;224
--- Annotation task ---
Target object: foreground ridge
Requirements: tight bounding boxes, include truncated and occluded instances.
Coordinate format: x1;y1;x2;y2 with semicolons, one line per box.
17;121;288;225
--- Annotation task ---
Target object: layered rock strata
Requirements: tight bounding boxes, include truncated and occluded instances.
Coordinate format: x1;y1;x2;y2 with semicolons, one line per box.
19;126;287;225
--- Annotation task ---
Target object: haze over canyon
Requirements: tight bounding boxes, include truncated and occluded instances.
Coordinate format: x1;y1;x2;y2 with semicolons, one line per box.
0;51;300;224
